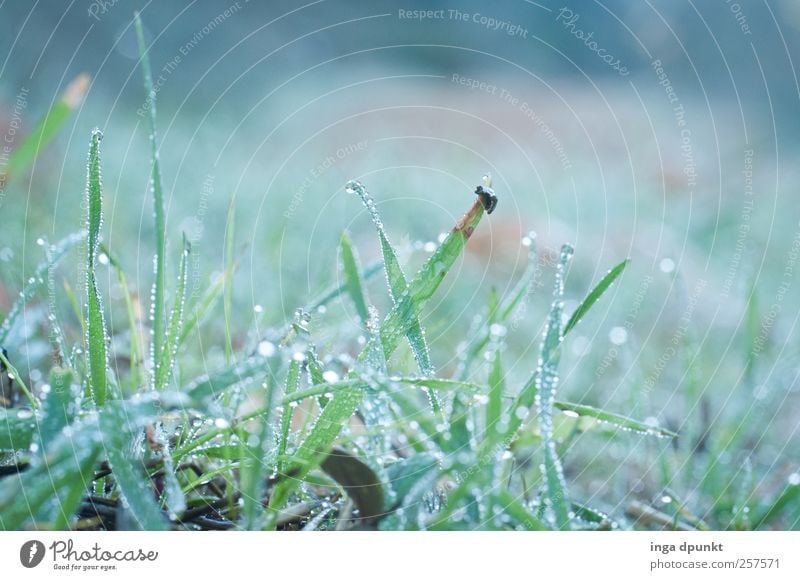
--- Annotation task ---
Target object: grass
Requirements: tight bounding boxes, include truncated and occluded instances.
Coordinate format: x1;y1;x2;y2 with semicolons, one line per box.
0;18;797;532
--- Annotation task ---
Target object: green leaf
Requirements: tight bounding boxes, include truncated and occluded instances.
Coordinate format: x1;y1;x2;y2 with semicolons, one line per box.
4;74;88;179
554;400;677;438
155;234;190;391
385;452;439;509
37;368;78;448
339;231;370;323
135;13;167;384
535;243;574;530
85;129;109;406
564;258;629;336
0;408;36;451
0;415;102;530
320;447;385;521
0;232;85;344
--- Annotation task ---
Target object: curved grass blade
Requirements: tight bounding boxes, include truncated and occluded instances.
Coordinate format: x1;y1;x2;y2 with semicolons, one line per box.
0;232;85;344
267;194;488;526
155;235;190;391
554;400;677;438
564;258;629;336
135;13;167;387
4;74;89;180
346;181;434;378
85;129;109;406
339;231;370;323
535;243;574;530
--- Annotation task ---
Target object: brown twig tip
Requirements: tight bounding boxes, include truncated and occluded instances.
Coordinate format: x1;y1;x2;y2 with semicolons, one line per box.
475;185;498;214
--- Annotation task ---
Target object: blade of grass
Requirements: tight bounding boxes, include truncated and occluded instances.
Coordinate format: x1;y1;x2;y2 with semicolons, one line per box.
345;181;434;378
4;74;89;180
0;232;86;344
554;400;677;438
0;415;102;530
752;478;800;530
267;193;488;527
0;349;37;408
0;407;36;451
536;243;574;530
134;13;167;388
99;244;146;392
155;234;190;391
564;258;629;336
85;129;109;406
277;360;301;472
37;368;77;448
339;231;370;323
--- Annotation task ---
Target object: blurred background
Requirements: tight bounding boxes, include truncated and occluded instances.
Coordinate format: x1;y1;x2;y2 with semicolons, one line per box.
1;0;798;525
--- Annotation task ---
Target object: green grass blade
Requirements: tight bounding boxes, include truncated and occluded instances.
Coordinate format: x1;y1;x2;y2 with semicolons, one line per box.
99;244;146;392
267;194;488;524
85;129;109;406
37;368;77;448
339;231;370;323
4;74;89;180
0;232;85;344
536;243;574;530
753;478;800;529
554;400;677;438
494;489;548;530
564;258;629;336
100;411;167;530
487;349;504;435
184;355;272;403
389;377;481;393
0;416;102;530
0;408;36;451
155;235;190;391
346;181;434;376
266;385;363;527
277;360;302;471
134;13;167;386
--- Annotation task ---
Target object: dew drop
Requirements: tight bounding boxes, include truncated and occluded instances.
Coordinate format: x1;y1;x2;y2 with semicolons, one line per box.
608;326;628;345
257;341;276;357
659;258;676;273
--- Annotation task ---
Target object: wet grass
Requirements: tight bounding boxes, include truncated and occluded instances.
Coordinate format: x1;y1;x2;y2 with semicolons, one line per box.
0;17;798;532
